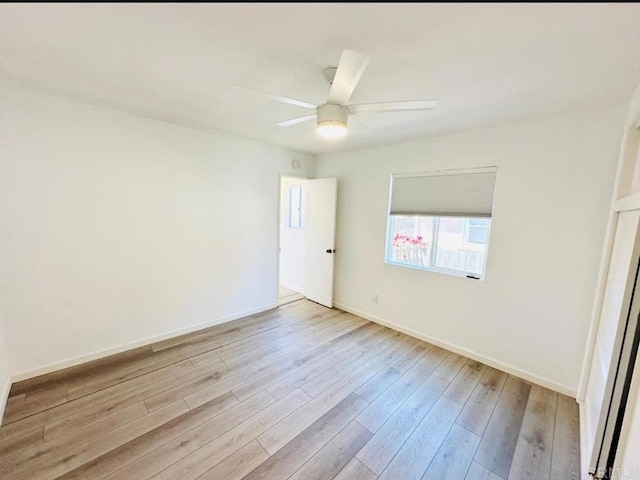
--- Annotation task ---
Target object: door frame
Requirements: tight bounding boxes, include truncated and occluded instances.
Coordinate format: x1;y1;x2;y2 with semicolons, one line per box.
276;173;309;305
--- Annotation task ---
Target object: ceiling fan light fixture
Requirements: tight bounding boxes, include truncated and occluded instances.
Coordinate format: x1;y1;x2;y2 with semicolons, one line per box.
317;120;347;138
257;49;439;138
316;103;348;139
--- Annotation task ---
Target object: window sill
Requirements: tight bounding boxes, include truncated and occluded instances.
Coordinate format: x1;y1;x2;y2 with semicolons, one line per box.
384;260;485;281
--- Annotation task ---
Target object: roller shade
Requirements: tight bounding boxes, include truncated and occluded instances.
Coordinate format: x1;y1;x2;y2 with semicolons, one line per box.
390;168;497;218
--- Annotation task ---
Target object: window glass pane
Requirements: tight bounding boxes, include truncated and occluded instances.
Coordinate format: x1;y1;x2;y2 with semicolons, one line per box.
387;214;490;276
434;217;487;274
388;215;433;268
468;226;488;244
287;185;305;229
467;218;489;244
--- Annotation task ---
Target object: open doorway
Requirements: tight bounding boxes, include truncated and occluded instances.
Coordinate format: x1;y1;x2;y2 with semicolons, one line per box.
279;176;308;305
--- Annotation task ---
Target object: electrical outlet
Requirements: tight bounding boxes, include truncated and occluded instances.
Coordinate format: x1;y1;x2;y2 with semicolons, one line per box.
371;293;378;304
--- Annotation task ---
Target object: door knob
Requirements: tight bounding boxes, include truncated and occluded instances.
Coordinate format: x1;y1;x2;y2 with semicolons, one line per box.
326;249;336;254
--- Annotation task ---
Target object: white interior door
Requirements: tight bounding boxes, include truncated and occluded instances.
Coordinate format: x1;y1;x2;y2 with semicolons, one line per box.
304;178;337;308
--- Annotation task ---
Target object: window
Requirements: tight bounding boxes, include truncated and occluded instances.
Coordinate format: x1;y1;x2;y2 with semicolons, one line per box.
385;167;497;279
286;184;306;229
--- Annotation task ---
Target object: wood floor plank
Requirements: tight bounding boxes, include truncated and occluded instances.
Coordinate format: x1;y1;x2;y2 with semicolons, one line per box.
181;330;356;410
355;352;440;433
215;308;337;348
456;367;508;436
347;322;388;346
550;394;580;480
333;458;378;480
149;308;281;352
334;322;384;347
288;421;373;480
257;364;377;455
466;461;504;480
356;374;448;475
243;393;368;480
474;376;532;479
0;427;44;459
152;389;311;480
266;341;362;400
443;359;487;405
7;400;189;480
433;351;467;382
255;334;417;457
422;344;450;364
0;359;195;448
354;340;429;403
300;331;405;398
3;393;25;410
0;401;149;476
3;382;68;424
507;385;557;480
422;424;481;480
58;391;240;480
303;316;370;348
198;440;269;480
218;344;280;368
64;343;222;401
146;349;288;411
377;397;462;480
231;335;367;402
190;338;284;366
103;390;276;480
7;346;153;397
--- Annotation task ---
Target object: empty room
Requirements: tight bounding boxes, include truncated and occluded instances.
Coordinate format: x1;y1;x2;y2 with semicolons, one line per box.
2;3;640;479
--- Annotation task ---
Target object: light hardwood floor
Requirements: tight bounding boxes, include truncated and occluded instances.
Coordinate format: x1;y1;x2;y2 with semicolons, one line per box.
0;299;580;479
278;286;305;306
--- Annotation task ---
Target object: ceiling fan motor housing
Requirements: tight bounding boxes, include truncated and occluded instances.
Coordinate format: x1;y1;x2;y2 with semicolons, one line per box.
316;103;348;128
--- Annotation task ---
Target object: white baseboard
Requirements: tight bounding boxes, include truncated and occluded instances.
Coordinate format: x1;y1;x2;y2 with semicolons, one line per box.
0;373;11;423
335;302;576;398
11;302;278;382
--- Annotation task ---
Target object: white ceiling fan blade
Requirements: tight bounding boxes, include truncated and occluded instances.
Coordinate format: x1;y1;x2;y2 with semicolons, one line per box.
277;114;316;127
349;100;439;114
234;86;316;110
327;50;370;105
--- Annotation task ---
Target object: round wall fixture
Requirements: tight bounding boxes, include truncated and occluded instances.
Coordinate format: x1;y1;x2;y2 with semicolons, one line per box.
291;159;301;169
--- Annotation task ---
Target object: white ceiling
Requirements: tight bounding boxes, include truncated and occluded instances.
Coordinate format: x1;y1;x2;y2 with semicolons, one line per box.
1;4;640;154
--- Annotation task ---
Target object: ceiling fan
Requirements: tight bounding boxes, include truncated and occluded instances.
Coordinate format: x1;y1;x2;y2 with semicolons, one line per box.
240;50;438;139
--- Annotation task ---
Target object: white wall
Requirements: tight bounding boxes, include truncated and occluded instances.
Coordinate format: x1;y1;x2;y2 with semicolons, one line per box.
279;177;307;292
0;82;315;379
316;105;626;395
